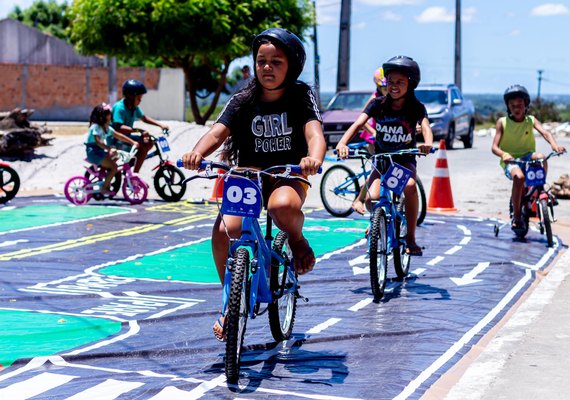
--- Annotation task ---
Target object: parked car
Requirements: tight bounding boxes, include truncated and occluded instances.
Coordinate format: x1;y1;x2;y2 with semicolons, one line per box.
415;84;475;149
321;90;371;148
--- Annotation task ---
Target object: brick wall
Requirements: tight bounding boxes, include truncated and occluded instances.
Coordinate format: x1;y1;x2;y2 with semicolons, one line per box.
0;63;162;120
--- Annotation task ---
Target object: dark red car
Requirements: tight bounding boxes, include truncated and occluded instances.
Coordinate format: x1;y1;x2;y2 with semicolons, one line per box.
321;90;372;148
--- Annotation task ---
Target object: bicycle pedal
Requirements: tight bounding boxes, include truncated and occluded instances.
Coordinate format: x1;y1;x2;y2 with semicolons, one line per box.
296;292;309;303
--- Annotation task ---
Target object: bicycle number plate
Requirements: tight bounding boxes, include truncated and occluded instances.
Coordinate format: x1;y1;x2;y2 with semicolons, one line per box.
158;136;170;153
221;177;262;218
525;164;545;186
383;162;412;195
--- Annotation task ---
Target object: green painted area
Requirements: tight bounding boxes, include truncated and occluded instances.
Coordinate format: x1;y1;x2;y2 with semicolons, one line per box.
100;218;368;284
0;205;128;233
0;310;121;367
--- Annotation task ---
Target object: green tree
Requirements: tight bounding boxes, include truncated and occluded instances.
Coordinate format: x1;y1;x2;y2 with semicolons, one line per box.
9;0;70;41
529;97;561;122
68;0;314;124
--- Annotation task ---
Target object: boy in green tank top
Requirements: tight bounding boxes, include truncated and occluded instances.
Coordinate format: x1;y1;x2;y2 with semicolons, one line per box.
492;84;565;231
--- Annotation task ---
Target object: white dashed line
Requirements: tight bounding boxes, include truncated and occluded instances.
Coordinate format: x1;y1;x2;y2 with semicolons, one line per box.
306;318;342;334
427;256;445;266
445;246;462;255
348;298;373;312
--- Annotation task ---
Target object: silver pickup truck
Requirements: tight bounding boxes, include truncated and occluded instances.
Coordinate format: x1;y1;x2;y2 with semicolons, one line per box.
415;84;475;149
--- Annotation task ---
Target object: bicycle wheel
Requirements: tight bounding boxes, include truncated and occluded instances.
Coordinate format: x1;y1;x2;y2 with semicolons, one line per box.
268;231;297;341
122;176;148;204
84;169;121;199
154;164;186;202
509;196;530;239
225;247;250;384
320;164;360;217
0;165;20;203
64;176;91;205
416;176;427;226
369;207;388;300
393;215;411;279
539;198;554;247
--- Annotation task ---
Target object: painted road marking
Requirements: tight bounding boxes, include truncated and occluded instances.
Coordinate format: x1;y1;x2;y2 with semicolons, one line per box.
0;239;28;248
445;245;462;255
348;298;373;312
306;318;342;334
426;256;444;266
66;378;144;400
450;262;491;286
0;372;77;399
0;213;216;261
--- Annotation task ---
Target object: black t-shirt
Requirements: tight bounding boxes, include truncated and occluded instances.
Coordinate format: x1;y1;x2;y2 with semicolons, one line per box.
216;82;322;169
364;96;427;153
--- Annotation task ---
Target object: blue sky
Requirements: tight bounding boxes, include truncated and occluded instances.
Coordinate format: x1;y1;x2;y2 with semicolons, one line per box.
2;0;569;96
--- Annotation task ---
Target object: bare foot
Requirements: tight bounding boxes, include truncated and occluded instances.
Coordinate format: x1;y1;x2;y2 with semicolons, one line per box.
352;199;366;215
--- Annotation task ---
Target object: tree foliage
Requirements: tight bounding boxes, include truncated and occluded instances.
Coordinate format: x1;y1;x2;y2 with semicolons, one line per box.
529;97;560;123
68;0;315;124
9;0;70;41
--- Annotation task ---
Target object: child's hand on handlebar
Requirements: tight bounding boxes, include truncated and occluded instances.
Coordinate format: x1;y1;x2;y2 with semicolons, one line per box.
501;152;513;162
300;156;322;176
181;151;204;170
336;143;350;159
417;144;433;154
552;144;566;154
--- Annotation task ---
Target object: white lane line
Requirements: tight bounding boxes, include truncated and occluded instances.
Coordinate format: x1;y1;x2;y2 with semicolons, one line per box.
166;374;226;400
0;239;28;248
445;246;462;255
63;321;140;355
306;318;342;334
316;239;367;263
66;378;144;400
349;298;373;312
427;256;445;266
171;223;213;233
450;262;491;286
457;225;471;236
394;269;533;400
423;218;446;224
411;267;426;275
459;236;471;245
0;372;77;399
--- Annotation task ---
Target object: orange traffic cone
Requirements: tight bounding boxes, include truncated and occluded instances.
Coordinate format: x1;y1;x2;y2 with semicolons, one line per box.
208;169;225;203
427;139;457;212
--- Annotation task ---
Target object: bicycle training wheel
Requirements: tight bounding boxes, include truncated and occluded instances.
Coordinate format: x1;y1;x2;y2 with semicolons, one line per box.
154;164;186;202
64;176;91;205
84;169;121;199
122;176;148;204
320;164;360;217
539;198;554;247
268;231;297;341
416;176;427;226
225;247;250;384
393;215;411;279
0;165;20;203
369;207;388;300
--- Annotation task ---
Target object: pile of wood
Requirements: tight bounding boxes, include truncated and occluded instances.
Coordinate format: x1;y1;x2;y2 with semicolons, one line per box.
0;108;53;156
552;174;570;199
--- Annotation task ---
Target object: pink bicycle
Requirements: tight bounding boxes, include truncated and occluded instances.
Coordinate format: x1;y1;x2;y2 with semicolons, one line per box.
64;147;148;205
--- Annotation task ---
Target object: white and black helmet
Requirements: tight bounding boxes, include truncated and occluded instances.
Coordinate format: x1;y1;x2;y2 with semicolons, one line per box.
503;84;530;107
382;55;421;89
252;28;306;86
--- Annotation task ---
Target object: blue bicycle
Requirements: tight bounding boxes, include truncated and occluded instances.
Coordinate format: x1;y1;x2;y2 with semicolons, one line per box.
179;160;313;384
321;141;427;225
355;148;433;300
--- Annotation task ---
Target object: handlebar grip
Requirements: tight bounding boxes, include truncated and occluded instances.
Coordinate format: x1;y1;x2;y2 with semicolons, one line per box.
175;159;211;170
288;165;323;174
429;147;437;154
176;159;183;168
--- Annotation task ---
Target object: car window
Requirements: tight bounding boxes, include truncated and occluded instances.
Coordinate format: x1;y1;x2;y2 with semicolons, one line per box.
415;90;447;105
326;93;370;111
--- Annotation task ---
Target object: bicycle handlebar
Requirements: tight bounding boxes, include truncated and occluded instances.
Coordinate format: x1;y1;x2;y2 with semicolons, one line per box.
334;146;435;159
504;150;566;165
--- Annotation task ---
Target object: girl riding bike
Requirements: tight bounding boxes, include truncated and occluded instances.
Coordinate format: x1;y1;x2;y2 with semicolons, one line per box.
491;84;566;232
336;55;434;256
180;28;326;340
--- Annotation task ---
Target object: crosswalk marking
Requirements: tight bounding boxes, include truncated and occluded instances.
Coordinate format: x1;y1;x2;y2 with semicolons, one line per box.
0;372;77;400
66;378;144;400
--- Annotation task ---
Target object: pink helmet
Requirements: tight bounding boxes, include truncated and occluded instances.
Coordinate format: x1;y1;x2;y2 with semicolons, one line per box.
373;67;387;87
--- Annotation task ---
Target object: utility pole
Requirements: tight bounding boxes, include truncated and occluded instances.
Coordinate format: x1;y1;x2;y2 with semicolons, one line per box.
454;0;462;90
537;69;543;100
336;0;351;93
312;1;321;108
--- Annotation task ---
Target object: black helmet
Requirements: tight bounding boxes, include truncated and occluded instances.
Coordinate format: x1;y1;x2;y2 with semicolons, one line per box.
252;28;306;85
503;84;530;107
382;55;421;89
122;79;147;96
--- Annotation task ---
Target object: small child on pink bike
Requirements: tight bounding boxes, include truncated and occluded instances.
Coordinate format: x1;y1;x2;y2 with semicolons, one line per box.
84;103;138;196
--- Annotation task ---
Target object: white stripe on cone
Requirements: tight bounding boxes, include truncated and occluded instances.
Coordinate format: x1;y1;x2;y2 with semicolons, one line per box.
434;168;450;178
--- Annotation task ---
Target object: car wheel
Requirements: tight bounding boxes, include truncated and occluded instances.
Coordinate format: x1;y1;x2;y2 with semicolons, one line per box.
445;124;455;150
462;121;474;149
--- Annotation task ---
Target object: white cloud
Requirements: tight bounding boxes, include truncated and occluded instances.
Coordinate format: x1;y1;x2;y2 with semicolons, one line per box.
463;7;476;22
415;7;454;23
353;21;368;30
358;0;423;5
510;29;521;36
382;10;402;21
531;3;569;16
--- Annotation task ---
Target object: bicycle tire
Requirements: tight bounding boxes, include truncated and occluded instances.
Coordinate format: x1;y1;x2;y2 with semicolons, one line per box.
320;164;361;217
154;164;186;202
369;207;388;300
268;231;297;341
393;214;411;279
225;247;250;384
416;176;427;226
122;176;148;204
84;169;121;199
509;196;530;239
539;198;554;247
64;176;91;205
0;166;20;203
